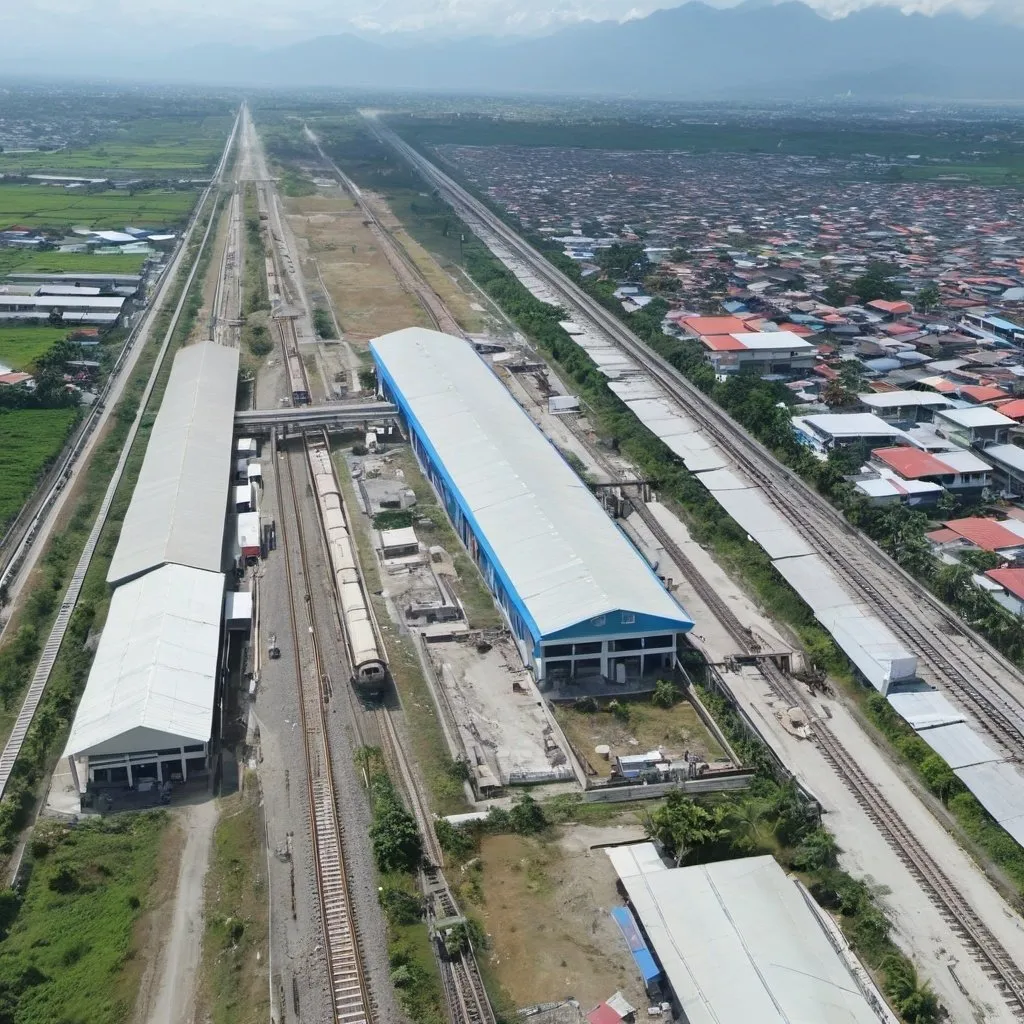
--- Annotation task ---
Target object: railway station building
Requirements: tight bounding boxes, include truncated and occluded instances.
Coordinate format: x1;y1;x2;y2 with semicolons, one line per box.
370;328;693;689
64;341;240;793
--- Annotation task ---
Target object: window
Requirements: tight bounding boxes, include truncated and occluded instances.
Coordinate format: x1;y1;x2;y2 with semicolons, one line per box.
591;615;606;627
609;637;643;652
620;612;636;625
573;659;601;677
574;641;602;655
543;644;573;658
643;635;674;649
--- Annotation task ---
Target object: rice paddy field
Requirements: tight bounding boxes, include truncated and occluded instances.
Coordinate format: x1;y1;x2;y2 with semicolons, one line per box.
0;116;233;175
0;250;148;276
0;407;80;528
0;327;72;372
0;184;195;231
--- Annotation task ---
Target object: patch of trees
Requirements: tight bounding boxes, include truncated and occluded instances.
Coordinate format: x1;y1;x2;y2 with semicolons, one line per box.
0;340;83;413
312;307;337;339
596;242;650;282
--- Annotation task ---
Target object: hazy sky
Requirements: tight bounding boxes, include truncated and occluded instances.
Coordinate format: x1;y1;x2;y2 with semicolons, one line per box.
3;0;1020;50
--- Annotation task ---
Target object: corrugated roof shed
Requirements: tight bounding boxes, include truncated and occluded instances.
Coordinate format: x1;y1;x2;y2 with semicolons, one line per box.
371;329;692;641
107;342;239;585
64;564;224;759
607;846;880;1024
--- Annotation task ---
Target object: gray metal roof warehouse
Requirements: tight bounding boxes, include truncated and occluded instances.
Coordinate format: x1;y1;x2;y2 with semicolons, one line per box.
370;328;692;684
107;341;239;586
607;844;886;1024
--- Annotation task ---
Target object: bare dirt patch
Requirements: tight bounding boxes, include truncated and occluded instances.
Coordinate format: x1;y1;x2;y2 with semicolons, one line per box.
284;194;429;342
362;189;486;333
555;700;725;778
464;824;649;1013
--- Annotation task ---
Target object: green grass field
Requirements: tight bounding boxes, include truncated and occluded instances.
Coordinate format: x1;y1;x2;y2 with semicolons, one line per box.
0;250;148;276
0;327;71;371
0;116;233;175
0;407;79;527
0;184;195;230
0;813;167;1024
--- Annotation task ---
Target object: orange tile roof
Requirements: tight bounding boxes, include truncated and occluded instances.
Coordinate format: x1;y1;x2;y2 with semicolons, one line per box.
943;518;1024;551
872;447;952;479
958;384;1009;404
993;399;1024;421
700;334;747;352
986;568;1024;601
680;316;749;336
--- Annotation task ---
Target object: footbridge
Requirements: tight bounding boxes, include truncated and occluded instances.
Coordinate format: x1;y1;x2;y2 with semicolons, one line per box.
234;401;399;436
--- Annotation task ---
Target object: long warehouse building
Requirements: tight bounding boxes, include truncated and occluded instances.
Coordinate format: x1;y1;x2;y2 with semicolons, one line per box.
370;327;693;686
64;341;239;791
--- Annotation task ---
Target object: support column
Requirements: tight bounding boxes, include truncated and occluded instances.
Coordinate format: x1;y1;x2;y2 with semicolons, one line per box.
181;747;187;782
125;755;133;789
156;760;163;784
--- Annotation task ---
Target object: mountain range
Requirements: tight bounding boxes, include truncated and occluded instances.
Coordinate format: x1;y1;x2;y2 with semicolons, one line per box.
10;2;1024;101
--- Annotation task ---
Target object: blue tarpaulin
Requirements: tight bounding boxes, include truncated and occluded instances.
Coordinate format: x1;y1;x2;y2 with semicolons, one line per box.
611;905;661;984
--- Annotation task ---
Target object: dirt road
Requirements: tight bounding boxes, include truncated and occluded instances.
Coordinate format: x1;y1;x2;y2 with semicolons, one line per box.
137;800;219;1024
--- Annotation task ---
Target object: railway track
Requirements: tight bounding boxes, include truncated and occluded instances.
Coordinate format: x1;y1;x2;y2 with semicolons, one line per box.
275;433;375;1024
364;114;1024;757
632;496;1024;1015
305;128;464;337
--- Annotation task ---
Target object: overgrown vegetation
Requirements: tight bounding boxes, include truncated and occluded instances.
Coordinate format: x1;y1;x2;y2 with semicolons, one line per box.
0;408;79;531
197;779;270;1024
241;184;272;360
0;812;167;1024
358;748;446;1024
312;307;336;339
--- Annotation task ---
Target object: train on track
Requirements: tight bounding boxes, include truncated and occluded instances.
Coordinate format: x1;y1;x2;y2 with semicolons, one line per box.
287;350;310;405
306;436;388;693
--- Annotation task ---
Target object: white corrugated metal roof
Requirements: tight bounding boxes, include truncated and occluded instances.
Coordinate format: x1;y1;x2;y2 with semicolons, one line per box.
936;407;1014;428
604;841;668;880
0;295;124;309
887;689;965;729
800;413;907;439
916;722;1001;769
983;444;1024;472
731;330;814;351
107;342;239;585
64;564;223;759
858;391;953;409
955;761;1024;835
712;487;814;559
607;846;879;1024
371;329;692;639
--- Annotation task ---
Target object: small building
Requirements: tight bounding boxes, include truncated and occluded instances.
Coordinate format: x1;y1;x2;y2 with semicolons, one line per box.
236;437;257;458
234;483;255;513
870;447;991;496
792;412;908;454
867;298;914;319
926;517;1024;559
380;526;419;559
933;407;1014;448
237;511;261;561
855;390;954;424
980;444;1024;496
605;844;884;1024
701;330;816;375
224;589;253;631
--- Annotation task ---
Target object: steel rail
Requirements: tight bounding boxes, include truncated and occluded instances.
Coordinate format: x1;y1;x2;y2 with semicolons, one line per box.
276;433;375;1024
364;114;1024;755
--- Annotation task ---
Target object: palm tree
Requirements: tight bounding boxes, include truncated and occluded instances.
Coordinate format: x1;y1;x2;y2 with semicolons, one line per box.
882;957;940;1024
